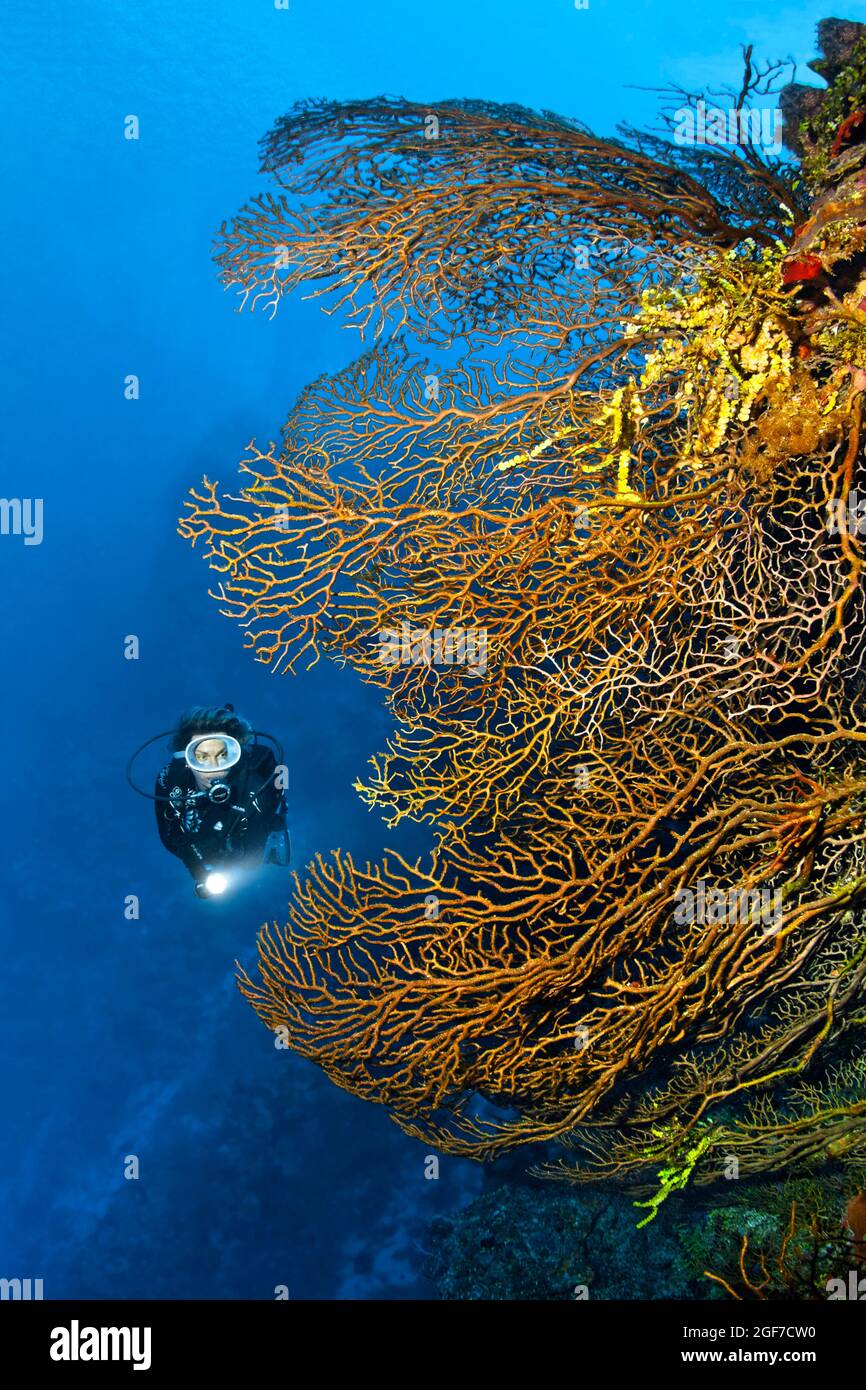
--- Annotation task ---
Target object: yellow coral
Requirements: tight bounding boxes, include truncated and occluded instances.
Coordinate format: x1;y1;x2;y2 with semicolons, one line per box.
637;245;794;465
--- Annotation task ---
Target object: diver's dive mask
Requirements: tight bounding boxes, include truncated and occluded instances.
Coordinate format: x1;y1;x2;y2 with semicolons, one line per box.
184;733;242;803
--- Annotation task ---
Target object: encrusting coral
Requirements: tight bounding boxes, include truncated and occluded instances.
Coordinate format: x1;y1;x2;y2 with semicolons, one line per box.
181;20;866;1210
703;1184;866;1299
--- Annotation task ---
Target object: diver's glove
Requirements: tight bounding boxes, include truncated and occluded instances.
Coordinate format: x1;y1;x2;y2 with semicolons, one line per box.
263;827;291;867
194;865;229;899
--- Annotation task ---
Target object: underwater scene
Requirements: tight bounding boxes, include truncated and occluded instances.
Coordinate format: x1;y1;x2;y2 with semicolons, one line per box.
5;0;866;1355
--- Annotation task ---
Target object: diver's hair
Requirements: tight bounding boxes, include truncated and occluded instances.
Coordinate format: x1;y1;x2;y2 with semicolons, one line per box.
171;704;254;752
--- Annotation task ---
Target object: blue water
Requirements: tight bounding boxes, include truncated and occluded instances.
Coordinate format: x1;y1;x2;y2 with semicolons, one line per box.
0;0;836;1298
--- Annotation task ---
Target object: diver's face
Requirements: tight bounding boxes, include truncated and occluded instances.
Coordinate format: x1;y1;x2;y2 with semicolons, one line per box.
193;738;230;777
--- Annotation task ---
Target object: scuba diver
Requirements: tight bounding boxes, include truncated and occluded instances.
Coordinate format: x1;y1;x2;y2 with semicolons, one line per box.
128;704;290;898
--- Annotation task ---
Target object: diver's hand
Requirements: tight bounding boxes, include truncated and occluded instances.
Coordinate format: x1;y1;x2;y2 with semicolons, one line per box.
194;865;230;899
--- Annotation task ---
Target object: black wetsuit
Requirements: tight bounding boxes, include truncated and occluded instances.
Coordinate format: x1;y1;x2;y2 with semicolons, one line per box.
155;744;284;884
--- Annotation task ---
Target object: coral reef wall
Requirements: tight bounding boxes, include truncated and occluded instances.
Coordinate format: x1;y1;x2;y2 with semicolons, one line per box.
183;20;866;1204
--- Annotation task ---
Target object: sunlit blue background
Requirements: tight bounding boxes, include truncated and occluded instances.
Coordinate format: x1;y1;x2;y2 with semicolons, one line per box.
0;0;840;1298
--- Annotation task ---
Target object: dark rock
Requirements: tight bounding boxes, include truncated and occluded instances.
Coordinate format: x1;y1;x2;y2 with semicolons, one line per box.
809;17;866;83
423;1184;708;1301
779;17;866;156
780;84;827;156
